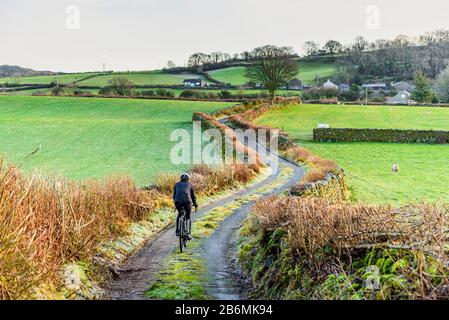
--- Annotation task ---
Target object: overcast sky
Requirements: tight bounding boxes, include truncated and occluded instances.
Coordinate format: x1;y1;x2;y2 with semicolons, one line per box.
1;0;449;72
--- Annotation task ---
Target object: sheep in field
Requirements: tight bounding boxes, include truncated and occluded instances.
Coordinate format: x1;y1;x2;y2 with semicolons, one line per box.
392;164;400;174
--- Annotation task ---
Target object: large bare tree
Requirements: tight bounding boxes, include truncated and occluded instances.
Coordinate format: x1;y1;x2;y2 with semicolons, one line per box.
108;77;134;96
245;46;298;103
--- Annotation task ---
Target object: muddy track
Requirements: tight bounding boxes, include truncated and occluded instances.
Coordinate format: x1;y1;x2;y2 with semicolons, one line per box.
105;122;304;300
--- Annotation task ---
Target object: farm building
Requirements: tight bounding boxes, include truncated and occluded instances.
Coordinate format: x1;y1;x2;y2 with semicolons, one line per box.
386;90;414;105
287;79;303;90
183;78;203;87
323;80;338;90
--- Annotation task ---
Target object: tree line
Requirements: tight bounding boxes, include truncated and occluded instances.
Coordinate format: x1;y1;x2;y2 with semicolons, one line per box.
304;29;449;81
186;46;296;72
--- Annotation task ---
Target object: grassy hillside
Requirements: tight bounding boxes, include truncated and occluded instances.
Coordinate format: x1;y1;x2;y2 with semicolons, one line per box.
77;72;207;86
0;73;99;85
207;67;249;85
255;104;449;204
207;61;339;86
0;96;231;185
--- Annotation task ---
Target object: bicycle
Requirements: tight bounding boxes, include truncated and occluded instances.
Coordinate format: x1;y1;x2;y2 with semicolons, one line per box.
177;207;189;253
176;206;197;253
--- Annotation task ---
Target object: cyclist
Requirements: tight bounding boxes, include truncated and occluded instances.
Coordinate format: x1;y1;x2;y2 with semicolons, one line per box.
173;173;198;240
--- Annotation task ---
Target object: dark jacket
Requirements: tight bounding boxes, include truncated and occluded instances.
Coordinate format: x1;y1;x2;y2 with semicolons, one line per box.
173;181;197;206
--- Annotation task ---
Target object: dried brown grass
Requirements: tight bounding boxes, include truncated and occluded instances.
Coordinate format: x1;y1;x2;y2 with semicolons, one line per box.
193;112;263;169
252;196;449;259
250;196;449;298
221;100;337;185
1;159;258;299
281;144;337;184
0;160;158;299
152;164;256;197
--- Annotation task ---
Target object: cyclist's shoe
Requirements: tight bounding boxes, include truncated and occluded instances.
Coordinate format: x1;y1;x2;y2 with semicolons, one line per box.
186;234;192;241
176;229;180;236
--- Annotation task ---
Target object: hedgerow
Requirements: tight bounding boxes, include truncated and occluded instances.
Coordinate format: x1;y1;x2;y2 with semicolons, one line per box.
314;128;449;144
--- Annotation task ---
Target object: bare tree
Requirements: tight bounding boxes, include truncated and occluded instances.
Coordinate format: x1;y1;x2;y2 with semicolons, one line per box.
374;39;393;50
223;53;232;61
352;36;369;53
210;52;224;64
188;53;208;70
245;46;298;103
323;40;343;56
241;51;251;60
393;35;413;48
166;60;176;69
108;77;134;96
303;41;320;56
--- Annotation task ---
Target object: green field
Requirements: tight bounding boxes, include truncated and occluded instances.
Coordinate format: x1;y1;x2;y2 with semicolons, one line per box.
207;67;249;85
0;71;206;87
76;72;207;86
259;104;449;140
207;61;339;86
255;104;449;205
2;87;300;99
0;96;231;185
0;73;99;85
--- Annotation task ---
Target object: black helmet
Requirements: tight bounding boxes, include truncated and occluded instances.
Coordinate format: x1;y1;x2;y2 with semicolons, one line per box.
180;172;190;181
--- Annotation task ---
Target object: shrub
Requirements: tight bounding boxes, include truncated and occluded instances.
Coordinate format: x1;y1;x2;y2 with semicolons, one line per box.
303;88;338;101
181;90;192;98
108;77;134;96
218;90;232;99
99;87;113;95
51;86;64;96
139;90;155;97
155;89;175;98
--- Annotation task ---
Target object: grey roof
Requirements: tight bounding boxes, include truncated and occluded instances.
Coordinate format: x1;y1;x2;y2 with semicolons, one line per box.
362;83;387;88
386;90;412;104
393;81;415;91
287;78;302;85
184;78;202;82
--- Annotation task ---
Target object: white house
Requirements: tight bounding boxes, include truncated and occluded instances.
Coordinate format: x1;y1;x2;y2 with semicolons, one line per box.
323;80;338;90
183;78;203;87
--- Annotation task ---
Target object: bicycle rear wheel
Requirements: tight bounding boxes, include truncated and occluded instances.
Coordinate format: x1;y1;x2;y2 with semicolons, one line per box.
179;218;184;253
179;229;184;253
183;219;188;248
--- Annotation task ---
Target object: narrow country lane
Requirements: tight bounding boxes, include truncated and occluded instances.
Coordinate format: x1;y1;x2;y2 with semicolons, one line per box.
105;122;305;300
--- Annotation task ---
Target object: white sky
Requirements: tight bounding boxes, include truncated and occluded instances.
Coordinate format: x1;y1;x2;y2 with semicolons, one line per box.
1;0;449;72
